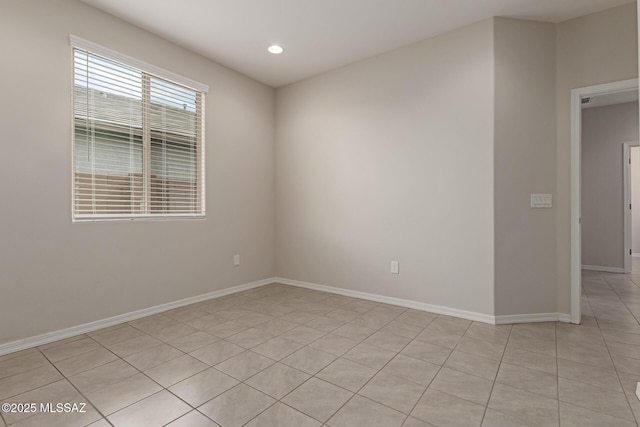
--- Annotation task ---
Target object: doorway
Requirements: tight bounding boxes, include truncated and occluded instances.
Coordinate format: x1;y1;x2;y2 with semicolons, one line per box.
570;78;638;324
624;143;640;274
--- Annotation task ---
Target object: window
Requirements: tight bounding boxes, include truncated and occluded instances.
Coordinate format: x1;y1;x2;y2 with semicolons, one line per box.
71;37;207;221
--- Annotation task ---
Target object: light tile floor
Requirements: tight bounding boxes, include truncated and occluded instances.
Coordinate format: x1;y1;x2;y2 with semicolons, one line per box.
0;274;639;427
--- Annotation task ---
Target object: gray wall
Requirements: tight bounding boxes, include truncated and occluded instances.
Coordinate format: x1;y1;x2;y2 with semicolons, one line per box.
276;20;496;315
0;0;276;345
555;2;638;312
581;102;639;269
494;18;558;316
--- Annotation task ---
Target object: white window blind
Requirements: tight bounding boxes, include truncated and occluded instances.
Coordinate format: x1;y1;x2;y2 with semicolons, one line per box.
71;37;206;221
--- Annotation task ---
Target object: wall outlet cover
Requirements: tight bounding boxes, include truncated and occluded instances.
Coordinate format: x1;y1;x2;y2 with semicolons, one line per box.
531;193;552;208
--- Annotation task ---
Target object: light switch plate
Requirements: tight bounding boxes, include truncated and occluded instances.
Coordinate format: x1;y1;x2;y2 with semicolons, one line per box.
531;194;552;208
391;261;399;274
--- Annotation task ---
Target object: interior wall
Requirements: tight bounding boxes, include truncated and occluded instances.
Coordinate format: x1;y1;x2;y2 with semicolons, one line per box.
555;2;638;313
275;20;496;316
581;102;639;270
493;18;557;316
632;147;640;256
0;0;276;346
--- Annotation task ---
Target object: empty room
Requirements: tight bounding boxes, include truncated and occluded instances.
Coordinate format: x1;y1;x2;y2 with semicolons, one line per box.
1;0;639;426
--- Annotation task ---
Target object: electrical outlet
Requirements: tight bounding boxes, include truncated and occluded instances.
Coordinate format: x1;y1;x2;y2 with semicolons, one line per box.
234;254;240;266
391;261;399;274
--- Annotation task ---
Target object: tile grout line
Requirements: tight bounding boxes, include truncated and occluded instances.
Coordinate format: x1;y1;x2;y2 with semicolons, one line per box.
62;338;156;426
102;287;310;426
317;317;421;426
183;290;396;426
575;271;640;425
221;328;361;424
93;341;204;423
399;318;474;426
601;272;640;326
251;307;414;425
478;322;514;426
2;335;129;426
52;333;197;425
235;306;414;426
597;274;640;425
35;341;114;426
322;312;420;424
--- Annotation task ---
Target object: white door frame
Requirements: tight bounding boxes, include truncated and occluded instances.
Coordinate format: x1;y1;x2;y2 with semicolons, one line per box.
570;78;638;324
624;141;640;274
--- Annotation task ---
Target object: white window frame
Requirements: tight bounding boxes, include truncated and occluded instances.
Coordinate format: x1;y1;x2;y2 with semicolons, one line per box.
70;35;208;222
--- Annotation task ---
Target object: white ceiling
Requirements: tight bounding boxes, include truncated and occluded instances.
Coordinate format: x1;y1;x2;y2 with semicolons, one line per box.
83;0;634;88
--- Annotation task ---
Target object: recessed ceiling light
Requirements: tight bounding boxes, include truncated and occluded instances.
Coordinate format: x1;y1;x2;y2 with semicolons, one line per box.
268;45;284;54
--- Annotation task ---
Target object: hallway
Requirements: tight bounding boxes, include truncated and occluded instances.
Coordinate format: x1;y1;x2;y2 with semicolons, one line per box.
577;261;640;426
582;258;640;324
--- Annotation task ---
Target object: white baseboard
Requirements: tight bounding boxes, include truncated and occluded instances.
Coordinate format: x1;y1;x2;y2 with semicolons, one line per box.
1;276;574;356
494;313;571;325
276;278;572;326
582;265;625;273
0;278;274;356
273;277;496;325
633;253;640;258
